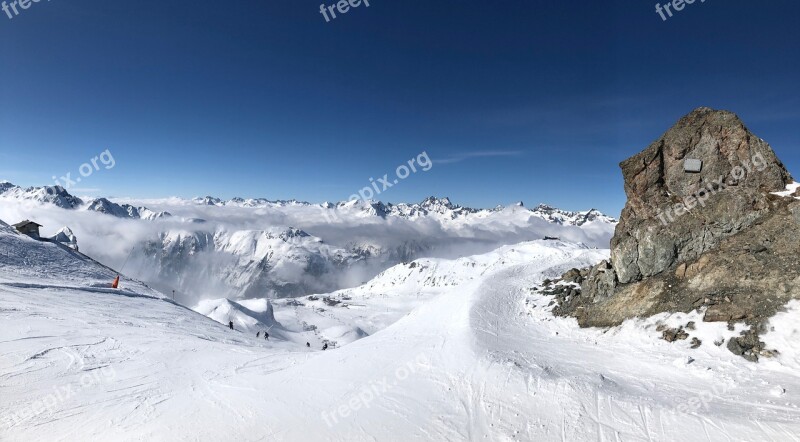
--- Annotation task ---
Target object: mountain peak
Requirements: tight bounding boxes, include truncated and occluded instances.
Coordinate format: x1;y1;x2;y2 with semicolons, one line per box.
419;196;454;208
0;183;83;209
530;204;616;226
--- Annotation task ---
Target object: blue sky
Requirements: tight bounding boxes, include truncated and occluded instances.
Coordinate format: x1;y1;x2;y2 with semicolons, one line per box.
1;0;799;216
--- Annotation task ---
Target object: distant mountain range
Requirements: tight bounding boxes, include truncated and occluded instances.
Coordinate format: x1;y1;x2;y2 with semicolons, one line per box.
0;181;616;226
0;181;171;219
193;193;617;226
0;180;617;301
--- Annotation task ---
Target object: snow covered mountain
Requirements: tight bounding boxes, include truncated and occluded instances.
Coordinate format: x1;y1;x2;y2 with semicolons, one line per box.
1;181;615;229
125;197;616;301
193;195;308;208
3;218;799;441
48;226;79;250
529;203;617;226
0;183;83;209
190;193;617;227
0;181;617;304
135;226;360;299
0;182;170;220
85;197;171;220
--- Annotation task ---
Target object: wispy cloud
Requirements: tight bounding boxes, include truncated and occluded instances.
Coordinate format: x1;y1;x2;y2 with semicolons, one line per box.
434;150;523;165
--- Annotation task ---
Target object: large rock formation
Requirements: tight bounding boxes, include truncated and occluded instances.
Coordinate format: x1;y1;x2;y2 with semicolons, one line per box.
555;108;800;360
610;107;791;286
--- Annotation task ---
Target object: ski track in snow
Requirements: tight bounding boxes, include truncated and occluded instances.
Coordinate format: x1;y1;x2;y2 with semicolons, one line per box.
468;262;800;441
2;230;800;441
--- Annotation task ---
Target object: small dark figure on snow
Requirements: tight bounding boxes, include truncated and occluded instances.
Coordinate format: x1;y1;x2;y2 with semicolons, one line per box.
306;342;310;348
256;331;260;338
322;343;328;351
228;321;234;330
264;332;269;340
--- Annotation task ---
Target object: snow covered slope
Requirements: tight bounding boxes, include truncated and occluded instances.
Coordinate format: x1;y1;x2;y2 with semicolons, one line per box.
210;240;606;349
0;218;154;294
194;298;281;334
3;226;799;441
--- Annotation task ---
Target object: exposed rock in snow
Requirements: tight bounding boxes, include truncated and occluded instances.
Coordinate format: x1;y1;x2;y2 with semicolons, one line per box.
0;181;15;194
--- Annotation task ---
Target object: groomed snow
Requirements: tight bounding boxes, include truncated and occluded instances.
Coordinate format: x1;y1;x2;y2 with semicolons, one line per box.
2;225;799;441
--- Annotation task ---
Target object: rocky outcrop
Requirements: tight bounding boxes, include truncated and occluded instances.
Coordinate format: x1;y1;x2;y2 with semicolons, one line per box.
612;107;791;287
554;107;800;361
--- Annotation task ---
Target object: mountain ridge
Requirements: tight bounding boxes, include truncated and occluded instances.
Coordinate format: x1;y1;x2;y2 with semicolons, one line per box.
0;181;617;226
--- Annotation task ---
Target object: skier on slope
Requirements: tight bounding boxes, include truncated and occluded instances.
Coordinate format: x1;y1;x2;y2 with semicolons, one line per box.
229;321;234;330
306;342;310;348
256;331;260;338
264;332;269;340
322;343;328;351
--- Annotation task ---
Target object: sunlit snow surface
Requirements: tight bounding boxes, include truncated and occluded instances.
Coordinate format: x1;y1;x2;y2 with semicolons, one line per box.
2;221;800;441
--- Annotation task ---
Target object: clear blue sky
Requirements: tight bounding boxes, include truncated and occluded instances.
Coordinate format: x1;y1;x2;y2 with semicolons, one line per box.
1;0;799;216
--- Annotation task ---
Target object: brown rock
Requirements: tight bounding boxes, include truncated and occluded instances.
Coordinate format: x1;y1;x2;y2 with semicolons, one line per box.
703;305;747;322
557;108;800;363
675;263;687;279
612;107;791;285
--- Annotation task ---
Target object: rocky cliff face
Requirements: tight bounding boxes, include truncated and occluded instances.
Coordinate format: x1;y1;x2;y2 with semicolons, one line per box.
555;107;800;361
611;107;792;287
